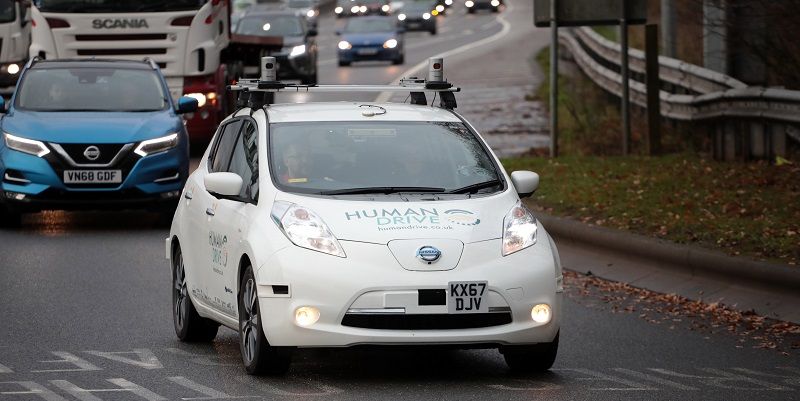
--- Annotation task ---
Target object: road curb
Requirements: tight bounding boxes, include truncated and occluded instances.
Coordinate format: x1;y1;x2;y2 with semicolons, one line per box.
537;213;800;292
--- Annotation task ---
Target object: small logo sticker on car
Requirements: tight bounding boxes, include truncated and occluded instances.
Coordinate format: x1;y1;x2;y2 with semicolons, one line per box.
416;245;442;264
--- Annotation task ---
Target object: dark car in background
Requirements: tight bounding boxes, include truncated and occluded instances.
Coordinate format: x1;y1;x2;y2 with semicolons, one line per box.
285;0;319;29
465;0;500;13
337;16;404;66
357;0;391;15
397;0;437;35
334;0;359;17
233;10;318;84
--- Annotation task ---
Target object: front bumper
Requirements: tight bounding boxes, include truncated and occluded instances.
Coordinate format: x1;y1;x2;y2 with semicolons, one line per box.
255;238;562;347
338;47;402;63
0;143;188;212
402;18;436;32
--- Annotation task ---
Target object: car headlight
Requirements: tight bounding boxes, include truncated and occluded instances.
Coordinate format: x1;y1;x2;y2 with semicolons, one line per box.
490;0;499;6
445;0;453;5
289;44;306;57
383;38;398;49
338;40;352;50
435;4;444;12
397;13;406;20
465;0;474;7
3;132;50;157
381;4;390;12
272;202;346;258
422;12;431;19
359;5;367;12
335;6;343;13
184;92;207;108
350;5;359;13
6;63;20;75
134;133;179;157
502;201;538;256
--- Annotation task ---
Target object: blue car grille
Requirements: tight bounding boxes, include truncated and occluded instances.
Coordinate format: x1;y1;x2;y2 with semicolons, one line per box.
57;143;126;165
44;142;137;189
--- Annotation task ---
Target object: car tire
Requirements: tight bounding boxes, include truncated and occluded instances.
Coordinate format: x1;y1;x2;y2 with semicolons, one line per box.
501;331;559;372
0;206;21;228
239;265;293;375
430;28;437;35
392;54;405;65
338;60;351;67
467;8;475;14
172;245;219;342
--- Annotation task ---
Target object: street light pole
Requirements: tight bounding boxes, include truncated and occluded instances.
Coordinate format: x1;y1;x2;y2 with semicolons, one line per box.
549;0;559;158
620;0;631;155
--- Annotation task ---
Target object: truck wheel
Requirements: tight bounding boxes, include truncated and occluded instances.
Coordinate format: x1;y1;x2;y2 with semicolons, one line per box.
172;245;219;342
501;331;559;372
239;265;293;375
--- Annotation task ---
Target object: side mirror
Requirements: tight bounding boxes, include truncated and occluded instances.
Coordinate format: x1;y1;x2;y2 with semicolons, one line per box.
307;28;318;37
510;171;539;198
176;96;198;114
0;97;6;114
205;172;243;198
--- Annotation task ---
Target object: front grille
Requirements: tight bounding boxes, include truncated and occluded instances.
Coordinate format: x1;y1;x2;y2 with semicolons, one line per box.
77;48;167;56
342;313;512;330
75;34;168;41
58;143;125;165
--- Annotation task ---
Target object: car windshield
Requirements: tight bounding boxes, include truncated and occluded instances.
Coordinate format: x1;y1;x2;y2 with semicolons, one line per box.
16;67;168;112
344;18;395;33
0;0;15;23
403;1;434;12
34;0;206;13
270;121;502;195
288;0;314;8
235;15;303;36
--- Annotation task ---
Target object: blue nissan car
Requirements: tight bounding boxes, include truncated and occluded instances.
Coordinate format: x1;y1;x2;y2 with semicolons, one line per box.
337;16;405;66
0;58;197;225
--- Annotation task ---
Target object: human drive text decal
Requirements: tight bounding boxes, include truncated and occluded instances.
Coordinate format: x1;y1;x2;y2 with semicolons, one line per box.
344;208;480;231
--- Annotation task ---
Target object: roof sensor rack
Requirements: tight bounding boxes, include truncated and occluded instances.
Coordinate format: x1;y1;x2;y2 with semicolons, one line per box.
229;57;460;110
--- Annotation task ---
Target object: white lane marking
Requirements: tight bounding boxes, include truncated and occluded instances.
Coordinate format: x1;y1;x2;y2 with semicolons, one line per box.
374;2;514;102
0;363;12;373
168;376;258;400
486;379;562;391
31;352;101;373
164;348;239;367
554;368;657;391
0;381;68;401
613;368;700;391
649;368;791;391
50;378;166;401
84;349;163;370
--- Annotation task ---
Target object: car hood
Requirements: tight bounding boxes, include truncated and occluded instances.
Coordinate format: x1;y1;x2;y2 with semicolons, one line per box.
1;110;180;144
281;35;306;48
341;32;397;46
274;191;518;245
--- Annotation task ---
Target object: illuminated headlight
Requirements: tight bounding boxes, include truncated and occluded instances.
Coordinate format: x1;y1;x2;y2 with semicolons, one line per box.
381;4;390;12
502;201;538;256
465;0;474;7
531;304;551;323
383;38;398;49
184;92;206;108
422;12;431;19
397;13;406;20
306;9;316;17
435;4;444;12
6;64;20;75
359;5;367;12
134;133;179;157
445;0;453;4
490;0;499;6
295;306;320;327
3;133;50;157
338;40;352;50
289;44;306;58
350;5;359;13
335;6;343;13
272;202;346;257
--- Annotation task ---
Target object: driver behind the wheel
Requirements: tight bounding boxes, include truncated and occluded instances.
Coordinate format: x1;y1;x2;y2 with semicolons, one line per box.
280;141;313;184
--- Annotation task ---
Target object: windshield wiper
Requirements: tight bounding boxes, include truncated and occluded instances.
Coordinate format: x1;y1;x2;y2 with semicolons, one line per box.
321;186;445;195
447;179;502;194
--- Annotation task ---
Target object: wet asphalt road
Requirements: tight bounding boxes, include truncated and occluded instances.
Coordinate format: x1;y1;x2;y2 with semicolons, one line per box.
1;1;799;400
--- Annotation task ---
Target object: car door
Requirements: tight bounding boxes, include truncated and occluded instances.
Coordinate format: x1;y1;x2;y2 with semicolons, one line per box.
190;118;243;314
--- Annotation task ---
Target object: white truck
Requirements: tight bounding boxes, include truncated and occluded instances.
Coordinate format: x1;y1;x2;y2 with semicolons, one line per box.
29;0;232;143
0;0;31;94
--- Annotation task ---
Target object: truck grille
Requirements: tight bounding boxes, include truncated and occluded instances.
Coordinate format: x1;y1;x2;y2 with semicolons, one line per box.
77;48;167;56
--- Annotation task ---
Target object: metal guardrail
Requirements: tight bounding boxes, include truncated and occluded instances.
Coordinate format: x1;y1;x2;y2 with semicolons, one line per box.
559;27;800;159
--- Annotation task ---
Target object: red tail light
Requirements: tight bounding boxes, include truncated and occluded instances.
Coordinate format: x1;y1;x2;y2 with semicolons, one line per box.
171;16;194;26
45;18;70;28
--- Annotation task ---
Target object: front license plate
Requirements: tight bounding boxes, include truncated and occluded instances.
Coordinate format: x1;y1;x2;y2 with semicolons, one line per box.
63;170;122;184
358;48;379;55
447;281;488;314
408;22;420;28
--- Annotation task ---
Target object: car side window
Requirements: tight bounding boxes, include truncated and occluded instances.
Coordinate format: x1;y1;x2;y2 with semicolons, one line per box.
228;120;259;202
209;120;243;173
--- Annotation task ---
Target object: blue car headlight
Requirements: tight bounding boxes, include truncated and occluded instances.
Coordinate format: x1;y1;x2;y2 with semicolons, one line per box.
134;133;178;157
3;132;50;157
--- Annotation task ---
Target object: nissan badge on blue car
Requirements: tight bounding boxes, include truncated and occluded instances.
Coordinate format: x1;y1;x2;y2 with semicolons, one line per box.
0;58;198;225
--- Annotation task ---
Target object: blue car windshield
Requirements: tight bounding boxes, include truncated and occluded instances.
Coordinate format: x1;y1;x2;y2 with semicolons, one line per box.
344;18;395;33
15;68;168;112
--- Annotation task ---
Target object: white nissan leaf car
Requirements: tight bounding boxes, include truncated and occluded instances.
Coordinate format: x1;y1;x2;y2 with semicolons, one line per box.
167;58;563;375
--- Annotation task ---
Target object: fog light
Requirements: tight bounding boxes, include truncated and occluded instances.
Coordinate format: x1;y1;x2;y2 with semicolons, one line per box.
160;190;180;199
5;191;25;201
295;306;320;327
531;304;551;323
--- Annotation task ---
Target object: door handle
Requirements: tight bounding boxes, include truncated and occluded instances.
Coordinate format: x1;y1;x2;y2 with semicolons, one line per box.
205;208;215;217
184;192;193;200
